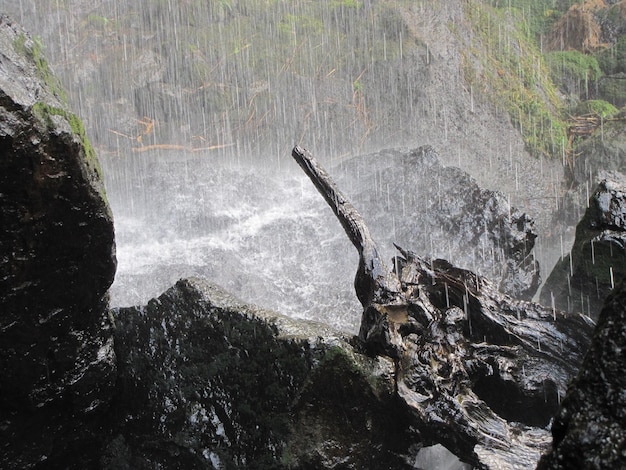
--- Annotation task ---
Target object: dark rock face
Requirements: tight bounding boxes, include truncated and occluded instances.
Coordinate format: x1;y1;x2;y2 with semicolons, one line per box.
541;174;626;318
334;146;540;300
537;278;626;470
0;15;116;468
109;278;416;470
569;112;626;188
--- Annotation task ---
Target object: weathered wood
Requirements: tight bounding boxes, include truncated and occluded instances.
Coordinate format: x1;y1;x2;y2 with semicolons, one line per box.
291;145;403;309
290;145;594;468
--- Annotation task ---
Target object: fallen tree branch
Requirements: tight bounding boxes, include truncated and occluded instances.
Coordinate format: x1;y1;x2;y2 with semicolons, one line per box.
291;145;403;310
290;145;594;468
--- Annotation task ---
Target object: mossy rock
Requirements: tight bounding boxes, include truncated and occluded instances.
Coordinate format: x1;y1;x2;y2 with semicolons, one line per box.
572;99;619;118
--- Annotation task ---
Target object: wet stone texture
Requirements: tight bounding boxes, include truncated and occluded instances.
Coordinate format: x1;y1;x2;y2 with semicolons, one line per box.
0;15;116;469
334;146;541;301
291;145;595;469
541;173;626;319
109;278;417;470
537;277;626;469
384;252;593;469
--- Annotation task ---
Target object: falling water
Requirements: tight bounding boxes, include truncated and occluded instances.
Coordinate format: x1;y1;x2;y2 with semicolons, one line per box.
3;0;603;328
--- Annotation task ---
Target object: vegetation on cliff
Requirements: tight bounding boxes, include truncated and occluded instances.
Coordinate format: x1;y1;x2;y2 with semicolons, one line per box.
8;0;626;161
460;0;626;158
462;0;568;157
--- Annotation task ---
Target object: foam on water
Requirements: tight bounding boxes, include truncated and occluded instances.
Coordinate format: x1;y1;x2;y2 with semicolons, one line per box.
107;153;360;332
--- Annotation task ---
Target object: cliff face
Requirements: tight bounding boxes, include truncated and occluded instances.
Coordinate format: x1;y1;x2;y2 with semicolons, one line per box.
0;15;116;468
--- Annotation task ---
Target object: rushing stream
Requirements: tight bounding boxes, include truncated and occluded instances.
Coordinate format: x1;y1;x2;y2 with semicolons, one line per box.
3;1;581;336
103;149;362;332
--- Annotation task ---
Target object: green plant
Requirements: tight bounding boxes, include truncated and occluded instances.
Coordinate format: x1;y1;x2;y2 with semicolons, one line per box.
546;50;602;85
330;0;362;7
463;1;568;157
573;99;619;118
13;34;67;103
488;0;578;39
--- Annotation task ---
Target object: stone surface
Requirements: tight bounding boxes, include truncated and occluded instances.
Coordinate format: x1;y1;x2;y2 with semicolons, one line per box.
541;173;626;318
109;278;417;470
387;251;592;469
0;15;116;468
334;146;541;300
537;277;626;470
569;110;626;188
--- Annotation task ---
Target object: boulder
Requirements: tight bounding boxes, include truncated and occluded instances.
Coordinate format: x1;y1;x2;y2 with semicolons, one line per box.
541;173;626;318
108;278;417;469
333;146;541;300
0;15;116;468
537;277;626;469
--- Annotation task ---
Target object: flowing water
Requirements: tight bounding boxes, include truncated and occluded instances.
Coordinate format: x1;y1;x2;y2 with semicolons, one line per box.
103;148;361;332
4;0;578;330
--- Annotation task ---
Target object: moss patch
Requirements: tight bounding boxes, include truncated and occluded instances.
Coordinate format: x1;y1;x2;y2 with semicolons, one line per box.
13;33;68;103
31;102;107;205
546;50;602;88
463;1;568;157
573;99;619;118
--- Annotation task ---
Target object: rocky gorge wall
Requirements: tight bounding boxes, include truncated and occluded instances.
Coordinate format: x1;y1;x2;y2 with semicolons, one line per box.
541;173;626;319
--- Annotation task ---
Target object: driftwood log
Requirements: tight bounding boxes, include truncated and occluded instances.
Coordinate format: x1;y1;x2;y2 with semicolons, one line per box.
291;145;595;468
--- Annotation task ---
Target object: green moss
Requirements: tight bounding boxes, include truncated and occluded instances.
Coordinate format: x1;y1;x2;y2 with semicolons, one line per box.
464;1;568;157
490;0;578;38
319;346;362;374
330;0;362;7
32;102;104;184
546;50;602;88
13;33;68;103
573;99;619;118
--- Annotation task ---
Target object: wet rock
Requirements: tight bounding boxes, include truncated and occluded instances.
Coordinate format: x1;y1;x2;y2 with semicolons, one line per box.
556;111;626;229
537;277;626;470
110;278;417;469
333;146;541;300
0;15;116;468
568;110;626;188
541;173;626;318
